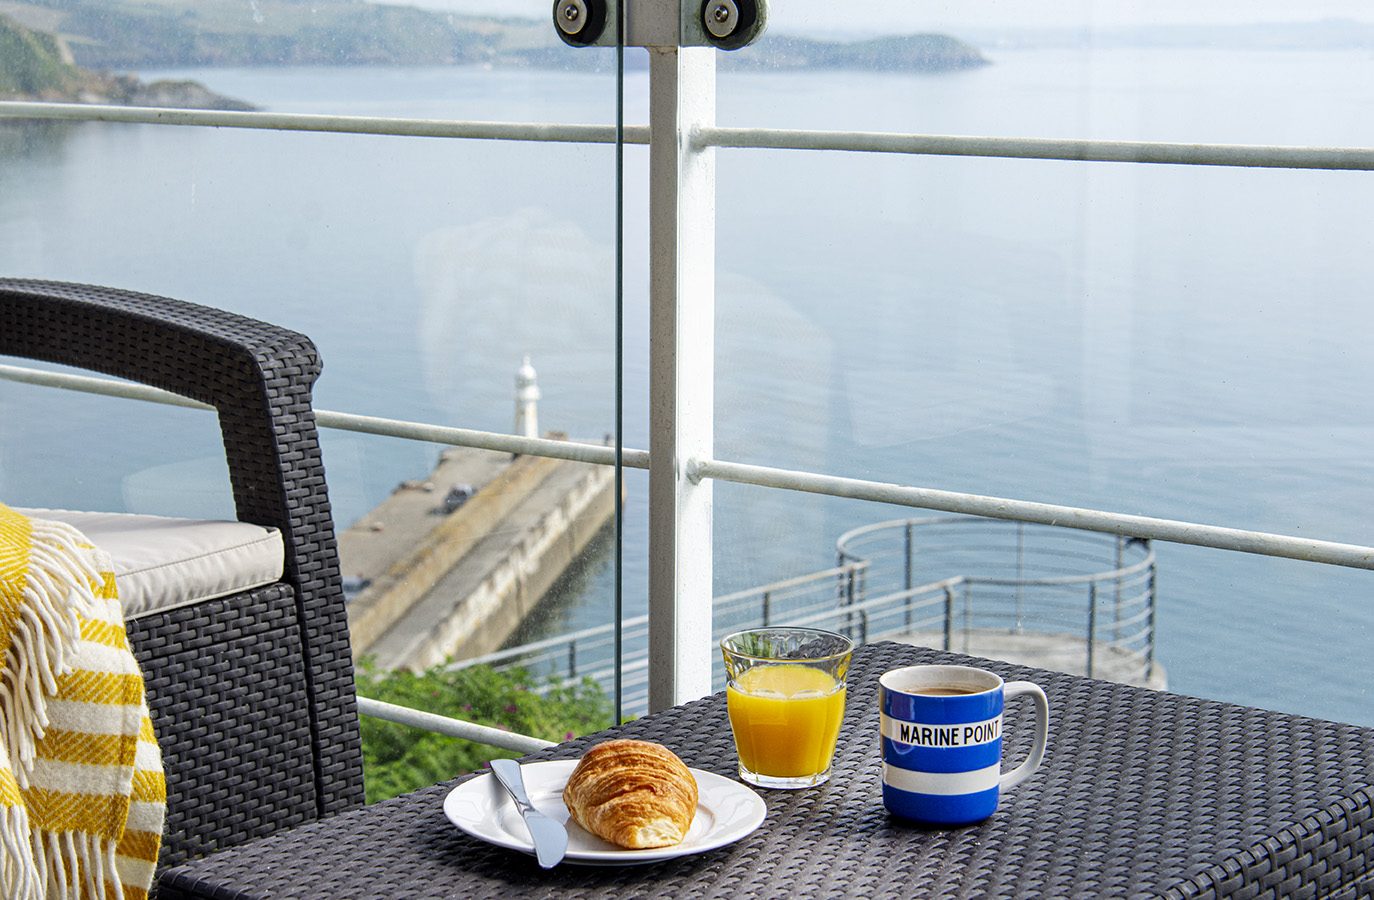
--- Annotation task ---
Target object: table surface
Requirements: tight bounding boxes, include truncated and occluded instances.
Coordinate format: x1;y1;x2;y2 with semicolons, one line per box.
160;643;1374;899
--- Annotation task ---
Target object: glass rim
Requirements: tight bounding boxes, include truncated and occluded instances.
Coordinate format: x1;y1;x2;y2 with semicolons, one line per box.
718;626;856;663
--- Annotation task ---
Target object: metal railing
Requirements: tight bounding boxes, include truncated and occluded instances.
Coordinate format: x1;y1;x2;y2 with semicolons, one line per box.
354;696;554;753
445;516;1159;713
0;101;650;145
5;102;1374;171
5;362;1367;570
445;564;866;716
695;125;1374;169
837;518;1157;682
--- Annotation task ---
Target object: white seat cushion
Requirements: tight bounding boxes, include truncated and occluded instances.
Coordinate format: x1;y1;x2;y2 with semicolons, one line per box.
18;508;285;620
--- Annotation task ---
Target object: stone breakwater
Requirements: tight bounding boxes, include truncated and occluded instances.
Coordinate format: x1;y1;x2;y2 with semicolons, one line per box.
341;439;619;672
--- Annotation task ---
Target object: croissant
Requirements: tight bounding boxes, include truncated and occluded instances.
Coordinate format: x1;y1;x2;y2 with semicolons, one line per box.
561;739;698;849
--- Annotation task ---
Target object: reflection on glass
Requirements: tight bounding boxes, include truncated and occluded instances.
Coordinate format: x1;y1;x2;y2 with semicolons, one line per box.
0;0;630;793
713;3;1374;727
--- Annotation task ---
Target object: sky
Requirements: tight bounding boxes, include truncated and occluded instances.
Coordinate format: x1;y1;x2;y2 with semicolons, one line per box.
375;0;1374;32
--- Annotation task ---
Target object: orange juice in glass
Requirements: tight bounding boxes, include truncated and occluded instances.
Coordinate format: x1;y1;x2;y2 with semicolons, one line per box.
721;628;854;789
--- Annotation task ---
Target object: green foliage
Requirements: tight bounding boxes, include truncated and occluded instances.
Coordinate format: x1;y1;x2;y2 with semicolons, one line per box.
355;660;612;803
0;15;83;96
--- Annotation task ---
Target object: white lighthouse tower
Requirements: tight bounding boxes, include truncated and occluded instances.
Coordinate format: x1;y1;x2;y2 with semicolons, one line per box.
514;355;540;439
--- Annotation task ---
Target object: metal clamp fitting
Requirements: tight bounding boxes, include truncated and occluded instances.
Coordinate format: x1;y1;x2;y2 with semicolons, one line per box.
554;0;609;46
699;0;765;50
553;0;767;50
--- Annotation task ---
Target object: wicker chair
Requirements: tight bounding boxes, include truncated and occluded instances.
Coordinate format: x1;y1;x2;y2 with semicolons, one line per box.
0;279;366;877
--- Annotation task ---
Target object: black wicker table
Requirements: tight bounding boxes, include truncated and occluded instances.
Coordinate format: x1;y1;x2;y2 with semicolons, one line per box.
159;642;1374;899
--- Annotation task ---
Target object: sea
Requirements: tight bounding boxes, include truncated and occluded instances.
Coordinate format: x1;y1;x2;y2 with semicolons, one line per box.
1;43;1372;725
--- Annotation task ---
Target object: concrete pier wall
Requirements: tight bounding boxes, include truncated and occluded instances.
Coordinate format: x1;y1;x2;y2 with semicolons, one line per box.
341;443;617;672
399;460;615;670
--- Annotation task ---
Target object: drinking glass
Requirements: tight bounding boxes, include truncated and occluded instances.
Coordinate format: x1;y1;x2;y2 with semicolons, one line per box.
720;627;854;789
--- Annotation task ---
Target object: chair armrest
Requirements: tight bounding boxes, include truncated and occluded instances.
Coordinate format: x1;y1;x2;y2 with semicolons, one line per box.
0;278;321;528
0;277;364;817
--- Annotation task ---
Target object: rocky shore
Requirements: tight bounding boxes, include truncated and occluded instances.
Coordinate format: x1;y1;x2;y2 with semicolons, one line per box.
74;73;256;111
0;13;255;110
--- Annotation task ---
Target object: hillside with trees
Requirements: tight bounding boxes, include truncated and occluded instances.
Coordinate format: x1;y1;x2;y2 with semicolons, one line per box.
0;13;89;98
0;10;254;106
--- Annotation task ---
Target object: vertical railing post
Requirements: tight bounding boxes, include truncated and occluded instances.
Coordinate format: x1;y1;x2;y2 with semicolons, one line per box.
1015;522;1025;631
647;35;717;712
1086;583;1098;679
761;590;771;626
844;567;857;640
1145;563;1157;681
1113;536;1125;642
963;582;972;652
568;641;577;679
943;585;955;651
903;522;913;592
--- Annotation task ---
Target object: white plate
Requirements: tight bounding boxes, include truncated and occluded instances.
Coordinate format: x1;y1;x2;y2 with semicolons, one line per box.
444;759;767;866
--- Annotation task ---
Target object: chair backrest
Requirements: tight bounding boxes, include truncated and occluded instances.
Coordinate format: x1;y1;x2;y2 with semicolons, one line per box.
0;279;366;866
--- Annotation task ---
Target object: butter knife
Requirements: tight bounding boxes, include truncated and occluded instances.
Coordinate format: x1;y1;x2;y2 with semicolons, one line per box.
489;759;568;868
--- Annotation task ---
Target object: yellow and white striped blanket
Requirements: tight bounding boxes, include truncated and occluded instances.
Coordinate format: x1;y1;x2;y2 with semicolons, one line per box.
0;503;165;899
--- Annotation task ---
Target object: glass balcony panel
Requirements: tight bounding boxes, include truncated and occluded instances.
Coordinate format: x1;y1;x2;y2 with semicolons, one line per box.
711;4;1374;726
0;1;630;791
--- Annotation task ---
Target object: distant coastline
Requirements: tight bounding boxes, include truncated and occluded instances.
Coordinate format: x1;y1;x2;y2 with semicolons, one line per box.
2;0;990;112
1;0;990;84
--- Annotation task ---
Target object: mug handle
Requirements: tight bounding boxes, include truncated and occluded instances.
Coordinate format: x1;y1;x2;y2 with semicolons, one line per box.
998;681;1049;791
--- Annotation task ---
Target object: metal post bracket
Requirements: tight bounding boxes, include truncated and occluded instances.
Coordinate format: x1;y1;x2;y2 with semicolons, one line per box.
553;0;767;50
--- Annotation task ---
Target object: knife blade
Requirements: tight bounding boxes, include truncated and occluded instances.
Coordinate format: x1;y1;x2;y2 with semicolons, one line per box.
489;758;568;868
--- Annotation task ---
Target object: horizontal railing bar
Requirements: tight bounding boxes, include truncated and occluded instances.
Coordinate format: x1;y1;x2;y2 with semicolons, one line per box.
834;584;962;616
0;363;650;468
715;582;832;608
576;656;650;685
696;126;1374;170
1108;607;1155;629
712;562;866;604
5;103;1371;172
0;101;651;145
1114;587;1156;605
847;515;1133;537
693;458;1374;570
865;601;959;619
761;597;861;623
748;605;850;630
964;561;1155;587
0;363;207;409
320;409;650;469
12;363;1370;570
862;578;968;604
450;616;650;669
355;696;554;752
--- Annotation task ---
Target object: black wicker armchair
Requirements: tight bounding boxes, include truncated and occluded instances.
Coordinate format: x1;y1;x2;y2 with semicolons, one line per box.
0;279;366;876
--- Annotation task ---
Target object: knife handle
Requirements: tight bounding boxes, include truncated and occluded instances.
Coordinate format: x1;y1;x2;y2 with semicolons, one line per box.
490;759;536;812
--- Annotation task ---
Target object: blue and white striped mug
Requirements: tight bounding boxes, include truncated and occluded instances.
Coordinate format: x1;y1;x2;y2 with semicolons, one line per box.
879;664;1049;825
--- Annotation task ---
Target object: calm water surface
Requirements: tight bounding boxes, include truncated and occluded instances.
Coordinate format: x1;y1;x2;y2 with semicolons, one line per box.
1;47;1371;724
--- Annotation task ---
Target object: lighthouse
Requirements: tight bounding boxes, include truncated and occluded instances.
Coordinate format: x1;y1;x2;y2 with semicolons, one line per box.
514;355;540;439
